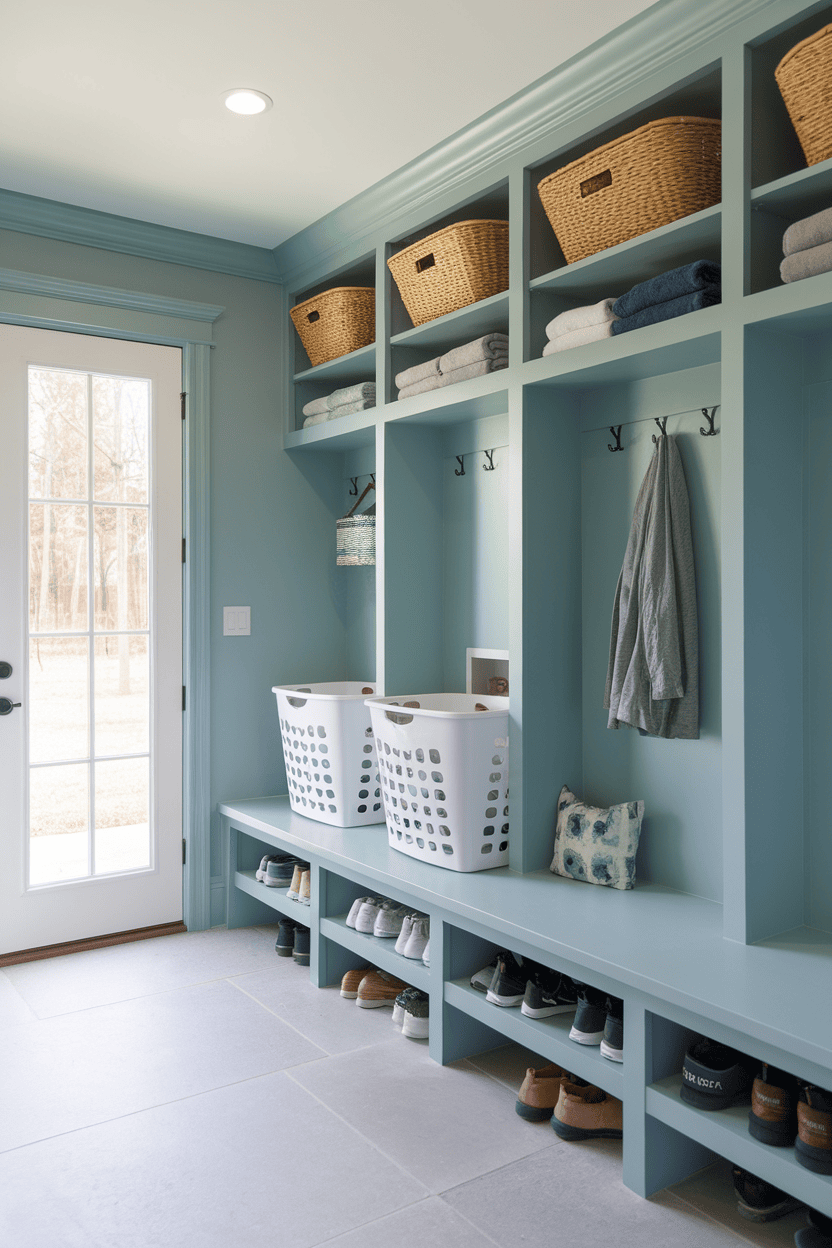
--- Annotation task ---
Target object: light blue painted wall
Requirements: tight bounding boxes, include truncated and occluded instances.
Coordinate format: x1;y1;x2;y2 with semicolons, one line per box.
442;414;510;693
579;363;722;901
0;226;350;922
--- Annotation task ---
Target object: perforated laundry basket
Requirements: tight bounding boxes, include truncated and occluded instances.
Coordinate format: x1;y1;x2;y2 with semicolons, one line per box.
365;693;510;872
273;682;383;828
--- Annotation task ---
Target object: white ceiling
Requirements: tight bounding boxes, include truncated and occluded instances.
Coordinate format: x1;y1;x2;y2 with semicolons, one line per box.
3;0;658;252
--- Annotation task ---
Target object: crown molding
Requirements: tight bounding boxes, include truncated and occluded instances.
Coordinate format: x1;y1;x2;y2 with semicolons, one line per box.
0;187;281;284
272;0;778;287
0;267;224;321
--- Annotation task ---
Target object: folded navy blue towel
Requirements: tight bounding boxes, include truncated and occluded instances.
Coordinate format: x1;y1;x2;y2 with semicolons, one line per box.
611;285;721;333
613;260;721;319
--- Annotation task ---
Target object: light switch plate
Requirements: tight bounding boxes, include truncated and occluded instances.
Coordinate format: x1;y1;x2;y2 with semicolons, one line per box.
223;606;251;636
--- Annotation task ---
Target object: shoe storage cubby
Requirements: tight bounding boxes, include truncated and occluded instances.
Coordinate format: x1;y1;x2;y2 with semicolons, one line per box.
317;870;431;993
225;0;832;1212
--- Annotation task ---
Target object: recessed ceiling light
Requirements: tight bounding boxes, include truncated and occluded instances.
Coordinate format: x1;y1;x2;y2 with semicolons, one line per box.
223;89;272;115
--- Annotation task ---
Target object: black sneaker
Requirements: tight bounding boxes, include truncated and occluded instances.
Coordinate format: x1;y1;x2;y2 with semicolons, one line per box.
486;951;530;1007
275;917;297;957
568;984;607;1045
731;1166;802;1222
680;1038;754;1110
521;968;577;1018
796;1209;832;1248
292;924;310;966
600;996;624;1062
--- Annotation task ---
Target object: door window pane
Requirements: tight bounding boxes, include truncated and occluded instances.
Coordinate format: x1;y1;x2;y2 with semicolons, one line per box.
28;368;87;501
93;507;148;630
29;763;89;885
94;635;149;756
94;757;149;874
93;376;149;504
29;504;88;631
29;637;89;763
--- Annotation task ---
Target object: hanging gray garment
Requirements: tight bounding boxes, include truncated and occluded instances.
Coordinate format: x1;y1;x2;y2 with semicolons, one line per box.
604;434;699;739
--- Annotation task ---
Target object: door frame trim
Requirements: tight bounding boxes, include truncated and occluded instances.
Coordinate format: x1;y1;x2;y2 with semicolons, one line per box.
0;268;221;931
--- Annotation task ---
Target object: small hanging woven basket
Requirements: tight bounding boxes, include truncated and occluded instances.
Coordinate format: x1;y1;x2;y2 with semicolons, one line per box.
337;482;375;566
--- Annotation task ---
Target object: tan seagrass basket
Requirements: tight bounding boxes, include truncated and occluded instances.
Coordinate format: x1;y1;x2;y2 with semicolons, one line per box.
775;24;832;166
537;117;722;265
387;219;509;326
290;287;375;368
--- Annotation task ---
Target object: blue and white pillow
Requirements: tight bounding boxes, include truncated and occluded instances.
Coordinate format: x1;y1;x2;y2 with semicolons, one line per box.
550;785;644;890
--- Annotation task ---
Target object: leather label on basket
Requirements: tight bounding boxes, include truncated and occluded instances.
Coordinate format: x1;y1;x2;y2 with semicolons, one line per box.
307;309;320;322
416;252;435;273
580;169;612;197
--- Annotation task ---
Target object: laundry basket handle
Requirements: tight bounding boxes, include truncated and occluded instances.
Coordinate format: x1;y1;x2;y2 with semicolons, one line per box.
342;480;375;519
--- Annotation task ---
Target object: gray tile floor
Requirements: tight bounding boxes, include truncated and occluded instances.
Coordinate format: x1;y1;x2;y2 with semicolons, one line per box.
0;925;810;1247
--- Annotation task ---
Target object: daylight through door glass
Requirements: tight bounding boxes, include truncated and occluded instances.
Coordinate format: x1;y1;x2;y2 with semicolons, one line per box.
27;367;152;885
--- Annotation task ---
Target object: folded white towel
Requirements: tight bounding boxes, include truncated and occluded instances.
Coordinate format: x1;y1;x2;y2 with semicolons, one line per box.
302;411;331;428
438;333;508;372
327;382;375;408
398;357;507;400
545;299;617;340
302;397;375;427
302;395;331;418
542;321;616;354
395;357;441;390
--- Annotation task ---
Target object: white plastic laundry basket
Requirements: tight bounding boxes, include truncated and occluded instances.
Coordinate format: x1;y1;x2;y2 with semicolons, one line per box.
273;682;383;827
365;693;510;872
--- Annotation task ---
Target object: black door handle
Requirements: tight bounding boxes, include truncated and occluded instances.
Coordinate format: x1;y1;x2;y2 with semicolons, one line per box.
0;698;21;715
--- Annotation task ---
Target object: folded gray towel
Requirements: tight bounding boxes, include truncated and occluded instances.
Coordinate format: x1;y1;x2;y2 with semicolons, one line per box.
398;357;507;400
613;260;721;319
438;333;509;372
542;320;616;353
783;206;832;257
327;382;375;409
302;395;331;418
395;357;441;389
780;240;832;283
545;300;617;339
327;397;376;417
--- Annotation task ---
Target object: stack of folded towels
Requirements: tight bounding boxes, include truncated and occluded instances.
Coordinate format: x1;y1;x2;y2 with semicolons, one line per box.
396;332;507;400
302;382;375;428
542;300;618;353
611;260;721;334
781;206;832;284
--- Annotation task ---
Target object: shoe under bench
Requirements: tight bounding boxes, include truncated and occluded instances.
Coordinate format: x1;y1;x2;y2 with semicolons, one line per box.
221;795;832;1213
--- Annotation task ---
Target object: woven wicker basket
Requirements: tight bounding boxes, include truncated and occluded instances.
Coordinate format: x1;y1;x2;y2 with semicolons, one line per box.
337;482;375;566
537;117;722;264
775;24;832;166
290;286;375;368
387;219;509;327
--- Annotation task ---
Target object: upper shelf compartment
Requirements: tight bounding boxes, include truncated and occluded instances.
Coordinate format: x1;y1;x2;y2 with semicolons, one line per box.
527;65;722;286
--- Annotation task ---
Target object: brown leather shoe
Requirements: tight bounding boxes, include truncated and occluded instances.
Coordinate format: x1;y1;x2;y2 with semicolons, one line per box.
796;1085;832;1174
749;1064;797;1147
356;969;411;1008
515;1063;569;1121
340;966;373;999
552;1079;623;1140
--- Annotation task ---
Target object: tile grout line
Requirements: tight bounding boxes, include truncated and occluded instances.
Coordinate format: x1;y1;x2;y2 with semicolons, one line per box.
435;1197;505;1248
282;1067;435;1196
227;977;331;1056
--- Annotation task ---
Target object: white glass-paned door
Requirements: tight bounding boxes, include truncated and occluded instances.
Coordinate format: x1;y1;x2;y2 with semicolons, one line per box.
0;327;182;955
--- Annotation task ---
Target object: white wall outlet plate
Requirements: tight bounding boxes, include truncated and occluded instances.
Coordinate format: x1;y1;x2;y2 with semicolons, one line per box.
223;606;251;636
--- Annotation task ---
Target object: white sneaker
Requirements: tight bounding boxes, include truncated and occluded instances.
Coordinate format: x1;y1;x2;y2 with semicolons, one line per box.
346;896;376;928
403;917;430;960
373;903;410;938
354;898;385;934
422;939;430;967
394;914;416;955
255;854;271;882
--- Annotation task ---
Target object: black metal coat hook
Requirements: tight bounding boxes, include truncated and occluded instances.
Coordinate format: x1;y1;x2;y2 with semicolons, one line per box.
455;456;465;476
700;407;718;436
349;477;359;496
483;449;495;471
608;426;623;452
652;416;668;445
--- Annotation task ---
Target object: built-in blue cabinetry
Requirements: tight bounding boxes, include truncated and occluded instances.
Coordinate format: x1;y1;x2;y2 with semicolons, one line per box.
226;0;832;1214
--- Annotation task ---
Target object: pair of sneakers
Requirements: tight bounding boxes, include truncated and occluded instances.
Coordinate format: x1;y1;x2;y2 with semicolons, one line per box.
569;985;624;1063
482;951;575;1016
274;918;310;965
340;966;411;1010
347;897;409;938
257;853;296;887
395;914;430;963
391;986;429;1039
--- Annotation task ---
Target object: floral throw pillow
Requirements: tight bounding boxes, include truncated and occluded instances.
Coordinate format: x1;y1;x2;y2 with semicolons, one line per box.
550;785;644;890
